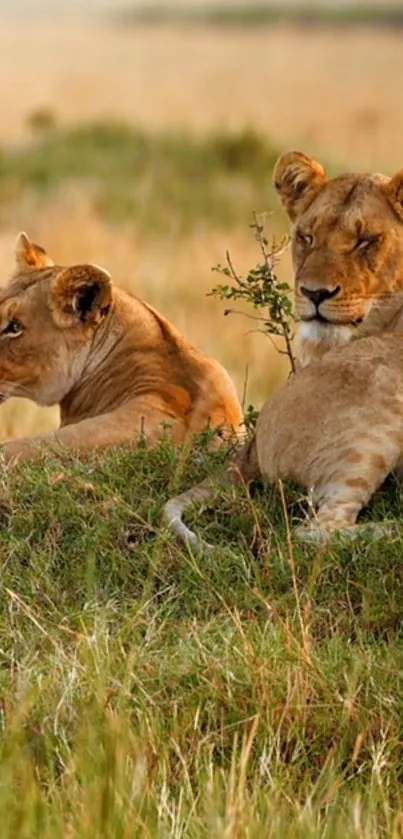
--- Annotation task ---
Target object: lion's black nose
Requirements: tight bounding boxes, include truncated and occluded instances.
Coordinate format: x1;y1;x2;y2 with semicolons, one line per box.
300;285;341;307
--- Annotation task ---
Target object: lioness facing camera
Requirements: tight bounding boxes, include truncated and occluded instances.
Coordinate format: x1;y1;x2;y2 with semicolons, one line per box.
164;151;403;545
273;151;403;366
165;332;403;545
0;234;242;464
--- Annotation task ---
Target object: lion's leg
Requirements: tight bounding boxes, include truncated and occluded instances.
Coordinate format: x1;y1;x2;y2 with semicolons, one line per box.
295;495;388;543
295;450;398;544
2;399;187;465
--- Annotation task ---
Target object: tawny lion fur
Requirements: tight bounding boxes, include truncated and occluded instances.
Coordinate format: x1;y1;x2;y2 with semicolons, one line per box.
164;151;403;545
0;233;242;465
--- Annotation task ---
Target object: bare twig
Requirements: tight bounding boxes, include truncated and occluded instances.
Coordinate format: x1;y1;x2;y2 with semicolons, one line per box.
241;365;249;411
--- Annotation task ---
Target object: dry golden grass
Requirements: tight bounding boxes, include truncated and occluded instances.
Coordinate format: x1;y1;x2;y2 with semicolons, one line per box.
0;20;401;439
0;23;402;169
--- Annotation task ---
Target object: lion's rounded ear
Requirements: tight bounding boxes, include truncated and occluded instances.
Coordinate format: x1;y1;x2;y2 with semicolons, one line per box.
273;151;327;222
383;169;403;219
15;232;54;270
50;264;112;328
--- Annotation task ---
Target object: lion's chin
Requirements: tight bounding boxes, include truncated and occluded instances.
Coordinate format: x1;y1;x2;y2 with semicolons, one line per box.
296;320;355;367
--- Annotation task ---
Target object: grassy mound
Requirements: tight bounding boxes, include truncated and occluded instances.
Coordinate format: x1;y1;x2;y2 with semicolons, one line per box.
0;435;403;835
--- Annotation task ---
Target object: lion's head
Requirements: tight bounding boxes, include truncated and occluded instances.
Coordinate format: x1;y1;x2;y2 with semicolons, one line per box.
0;233;112;407
273;151;403;365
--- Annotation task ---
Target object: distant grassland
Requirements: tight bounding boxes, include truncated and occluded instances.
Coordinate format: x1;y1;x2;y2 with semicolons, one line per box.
116;3;403;27
0;121;278;232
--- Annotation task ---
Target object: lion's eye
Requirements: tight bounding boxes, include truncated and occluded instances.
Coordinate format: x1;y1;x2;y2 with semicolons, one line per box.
296;230;314;247
2;320;23;337
355;233;380;251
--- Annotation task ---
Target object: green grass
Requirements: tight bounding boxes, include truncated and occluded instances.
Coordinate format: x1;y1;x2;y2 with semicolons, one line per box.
116;3;403;29
1;434;403;835
0;121;279;233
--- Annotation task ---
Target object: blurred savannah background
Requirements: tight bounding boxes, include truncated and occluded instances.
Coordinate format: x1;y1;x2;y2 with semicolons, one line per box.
0;0;402;440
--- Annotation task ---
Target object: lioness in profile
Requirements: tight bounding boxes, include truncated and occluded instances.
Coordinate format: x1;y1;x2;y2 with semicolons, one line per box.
164;151;403;544
0;233;242;464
